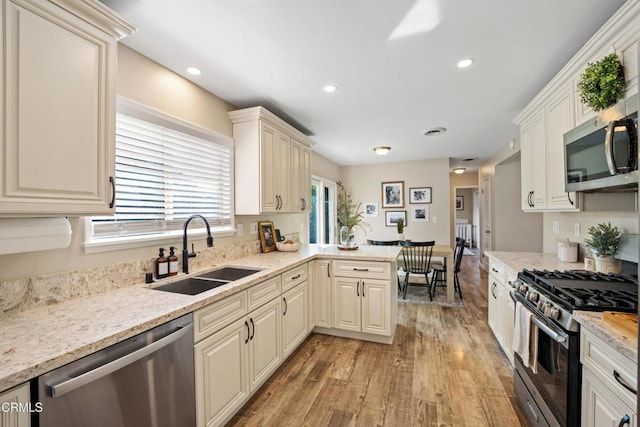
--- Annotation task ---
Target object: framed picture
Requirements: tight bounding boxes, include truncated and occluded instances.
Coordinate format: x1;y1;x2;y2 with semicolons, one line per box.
385;210;407;227
381;181;404;208
363;201;379;217
258;221;277;253
409;187;432;204
411;205;429;223
455;196;464;210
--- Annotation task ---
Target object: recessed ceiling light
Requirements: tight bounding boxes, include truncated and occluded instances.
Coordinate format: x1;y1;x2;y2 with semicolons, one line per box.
186;67;202;75
457;58;474;68
323;84;338;93
373;146;391;156
453;167;466;174
424;127;447;136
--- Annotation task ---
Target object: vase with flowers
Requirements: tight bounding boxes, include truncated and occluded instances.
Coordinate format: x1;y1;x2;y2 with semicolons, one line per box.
337;184;369;249
584;222;622;273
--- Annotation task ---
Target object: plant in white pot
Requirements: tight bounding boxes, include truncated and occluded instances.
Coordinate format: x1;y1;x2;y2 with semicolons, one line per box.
584;222;622;273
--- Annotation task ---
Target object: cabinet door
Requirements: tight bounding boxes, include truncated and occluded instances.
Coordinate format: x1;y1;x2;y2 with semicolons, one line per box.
361;278;390;336
307;261;316;330
282;281;308;357
0;383;30;427
195;318;249;427
500;281;515;365
520;120;534;210
315;260;332;328
582;368;637;427
487;276;502;344
275;131;291;211
248;298;282;391
546;87;579;211
1;1;117;216
530;110;547;209
333;277;361;332
291;139;311;212
260;122;279;212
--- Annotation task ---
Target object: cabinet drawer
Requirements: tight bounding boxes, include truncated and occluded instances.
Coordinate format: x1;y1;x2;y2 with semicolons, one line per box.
581;327;637;408
247;276;282;311
333;260;390;280
282;263;308;292
488;259;506;284
194;291;248;343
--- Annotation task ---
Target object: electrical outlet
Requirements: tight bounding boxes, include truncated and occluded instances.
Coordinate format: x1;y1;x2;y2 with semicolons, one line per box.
552;221;560;234
236;224;243;236
250;223;257;234
574;223;581;237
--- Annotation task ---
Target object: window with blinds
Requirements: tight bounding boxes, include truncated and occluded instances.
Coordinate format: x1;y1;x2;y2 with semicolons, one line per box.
89;103;234;242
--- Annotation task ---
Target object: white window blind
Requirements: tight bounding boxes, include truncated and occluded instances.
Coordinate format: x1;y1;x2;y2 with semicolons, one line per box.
90;107;233;241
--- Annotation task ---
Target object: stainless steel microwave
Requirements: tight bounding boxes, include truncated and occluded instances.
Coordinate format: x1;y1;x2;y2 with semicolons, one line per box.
564;94;638;192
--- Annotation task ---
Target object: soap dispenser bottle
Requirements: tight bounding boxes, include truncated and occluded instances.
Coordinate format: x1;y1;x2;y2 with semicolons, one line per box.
168;246;178;276
156;248;168;279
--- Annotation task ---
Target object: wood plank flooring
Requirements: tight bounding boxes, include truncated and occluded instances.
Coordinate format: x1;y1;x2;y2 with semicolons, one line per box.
229;255;527;426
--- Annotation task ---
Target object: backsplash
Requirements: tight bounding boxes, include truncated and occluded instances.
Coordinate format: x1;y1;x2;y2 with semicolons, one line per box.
0;240;261;317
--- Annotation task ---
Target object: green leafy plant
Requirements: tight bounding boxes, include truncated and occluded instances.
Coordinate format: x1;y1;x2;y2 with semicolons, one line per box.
576;53;625;112
584;222;622;257
336;185;369;235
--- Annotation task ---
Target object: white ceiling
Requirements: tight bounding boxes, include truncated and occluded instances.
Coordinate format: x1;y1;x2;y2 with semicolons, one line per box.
100;0;627;169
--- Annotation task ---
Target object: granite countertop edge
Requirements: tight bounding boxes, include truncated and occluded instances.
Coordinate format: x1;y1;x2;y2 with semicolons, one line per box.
0;244;401;392
573;311;638;364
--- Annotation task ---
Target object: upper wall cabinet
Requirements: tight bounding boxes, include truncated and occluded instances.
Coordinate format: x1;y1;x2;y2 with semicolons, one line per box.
0;0;135;217
515;0;640;213
229;107;313;215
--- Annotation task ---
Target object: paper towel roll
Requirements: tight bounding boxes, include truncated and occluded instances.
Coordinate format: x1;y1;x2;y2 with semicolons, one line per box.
0;218;72;255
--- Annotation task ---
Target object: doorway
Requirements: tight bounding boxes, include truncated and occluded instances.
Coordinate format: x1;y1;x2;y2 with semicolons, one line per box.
309;176;337;244
454;185;480;250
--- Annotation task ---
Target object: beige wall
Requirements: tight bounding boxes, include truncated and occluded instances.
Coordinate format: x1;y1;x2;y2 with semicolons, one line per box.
340;158;451;245
455;188;474;222
311;151;341;183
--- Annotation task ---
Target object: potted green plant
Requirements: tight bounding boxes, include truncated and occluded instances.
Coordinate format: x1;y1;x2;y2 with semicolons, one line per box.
336;184;369;248
584;222;622;273
396;218;404;240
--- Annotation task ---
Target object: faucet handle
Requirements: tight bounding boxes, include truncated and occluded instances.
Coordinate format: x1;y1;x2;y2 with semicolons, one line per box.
188;243;197;258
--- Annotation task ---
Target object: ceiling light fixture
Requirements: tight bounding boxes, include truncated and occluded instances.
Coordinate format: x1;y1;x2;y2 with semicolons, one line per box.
453;167;466;174
186;67;202;75
424;127;447;136
457;58;475;68
323;84;338;93
373;146;391;156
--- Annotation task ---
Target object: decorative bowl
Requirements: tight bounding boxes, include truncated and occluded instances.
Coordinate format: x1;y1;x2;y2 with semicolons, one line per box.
276;241;302;252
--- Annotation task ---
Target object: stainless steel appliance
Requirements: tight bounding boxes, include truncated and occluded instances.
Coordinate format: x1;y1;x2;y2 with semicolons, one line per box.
37;314;195;427
564;94;638;192
511;268;638;427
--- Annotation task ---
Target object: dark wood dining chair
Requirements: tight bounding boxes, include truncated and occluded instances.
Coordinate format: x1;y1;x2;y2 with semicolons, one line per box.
400;240;435;299
367;239;401;291
430;238;465;299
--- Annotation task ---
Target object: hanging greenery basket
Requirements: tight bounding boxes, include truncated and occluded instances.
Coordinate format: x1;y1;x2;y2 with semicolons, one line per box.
576;53;625;112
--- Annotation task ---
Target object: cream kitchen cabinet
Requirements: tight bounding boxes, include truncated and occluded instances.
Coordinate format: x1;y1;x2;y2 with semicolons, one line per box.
306;260;316;331
487;258;516;365
0;383;30;427
581;327;637;427
0;0;134;216
229;107;313;215
282;281;308;357
332;260;392;337
314;259;332;328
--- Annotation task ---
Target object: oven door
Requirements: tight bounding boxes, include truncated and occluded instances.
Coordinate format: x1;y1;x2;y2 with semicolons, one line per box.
514;304;581;427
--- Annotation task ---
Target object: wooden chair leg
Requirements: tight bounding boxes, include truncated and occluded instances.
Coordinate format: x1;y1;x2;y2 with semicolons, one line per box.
455;273;462;299
403;273;410;299
429;271;437;299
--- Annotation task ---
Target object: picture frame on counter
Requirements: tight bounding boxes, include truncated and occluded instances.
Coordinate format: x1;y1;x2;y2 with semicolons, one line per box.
258;221;277;253
409;187;432;204
385;210;406;227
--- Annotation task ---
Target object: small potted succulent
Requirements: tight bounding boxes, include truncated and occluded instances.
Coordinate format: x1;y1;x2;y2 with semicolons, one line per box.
584;222;622;273
396;218;404;241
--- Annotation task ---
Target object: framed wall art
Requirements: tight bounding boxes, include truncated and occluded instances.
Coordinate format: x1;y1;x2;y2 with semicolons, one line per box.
385;210;407;227
363;201;379;217
258;221;277;253
411;205;429;223
455;196;464;211
409;187;432;204
381;181;404;208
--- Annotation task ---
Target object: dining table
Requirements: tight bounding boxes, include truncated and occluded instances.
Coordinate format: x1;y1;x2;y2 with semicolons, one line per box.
396;242;455;302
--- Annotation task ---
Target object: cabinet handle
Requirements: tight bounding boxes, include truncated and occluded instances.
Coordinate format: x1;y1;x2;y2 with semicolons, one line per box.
618;415;630;427
491;268;499;273
249;318;255;340
277;195;282;210
362;281;365;297
357;280;360;297
283;297;288;316
109;176;116;208
567;192;574;206
530;191;535;207
327;267;331;278
613;370;637;395
302;198;306;210
491;283;497;299
353;268;369;272
301;198;305;211
291;274;301;280
244;321;250;344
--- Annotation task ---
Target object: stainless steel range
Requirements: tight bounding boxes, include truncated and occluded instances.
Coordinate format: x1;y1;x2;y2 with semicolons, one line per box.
511;268;638;427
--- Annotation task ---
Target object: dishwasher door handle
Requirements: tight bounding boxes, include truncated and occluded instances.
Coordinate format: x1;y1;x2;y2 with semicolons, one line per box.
48;324;193;398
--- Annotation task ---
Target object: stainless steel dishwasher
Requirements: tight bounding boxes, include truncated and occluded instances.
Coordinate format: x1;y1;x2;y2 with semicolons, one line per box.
37;314;195;427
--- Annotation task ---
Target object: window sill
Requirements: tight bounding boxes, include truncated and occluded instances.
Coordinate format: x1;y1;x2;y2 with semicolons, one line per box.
83;229;236;255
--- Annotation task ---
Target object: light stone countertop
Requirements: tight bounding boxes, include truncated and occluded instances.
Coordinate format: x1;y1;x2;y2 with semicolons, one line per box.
0;244;401;392
485;251;637;364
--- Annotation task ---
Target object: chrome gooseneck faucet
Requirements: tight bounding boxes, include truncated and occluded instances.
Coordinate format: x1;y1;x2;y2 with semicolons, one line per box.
182;214;214;274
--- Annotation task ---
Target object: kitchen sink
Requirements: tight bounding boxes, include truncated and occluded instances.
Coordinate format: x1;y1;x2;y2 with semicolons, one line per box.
195;267;262;281
152;277;229;295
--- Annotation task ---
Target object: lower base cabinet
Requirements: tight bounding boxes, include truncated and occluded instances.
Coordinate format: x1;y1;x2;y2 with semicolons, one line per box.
0;383;30;427
333;277;390;335
582;369;637;427
282;281;308;357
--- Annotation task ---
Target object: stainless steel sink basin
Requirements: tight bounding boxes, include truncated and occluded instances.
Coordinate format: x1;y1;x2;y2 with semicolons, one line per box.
196;267;262;281
152;277;228;295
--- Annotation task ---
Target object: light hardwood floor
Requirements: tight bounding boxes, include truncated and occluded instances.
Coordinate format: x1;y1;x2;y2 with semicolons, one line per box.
229;255;527;426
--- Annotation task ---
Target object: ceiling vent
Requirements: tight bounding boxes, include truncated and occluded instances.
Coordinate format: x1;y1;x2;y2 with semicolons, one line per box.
423;127;447;136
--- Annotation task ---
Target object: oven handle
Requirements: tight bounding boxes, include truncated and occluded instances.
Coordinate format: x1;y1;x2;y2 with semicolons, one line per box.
531;315;567;344
47;324;193;398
